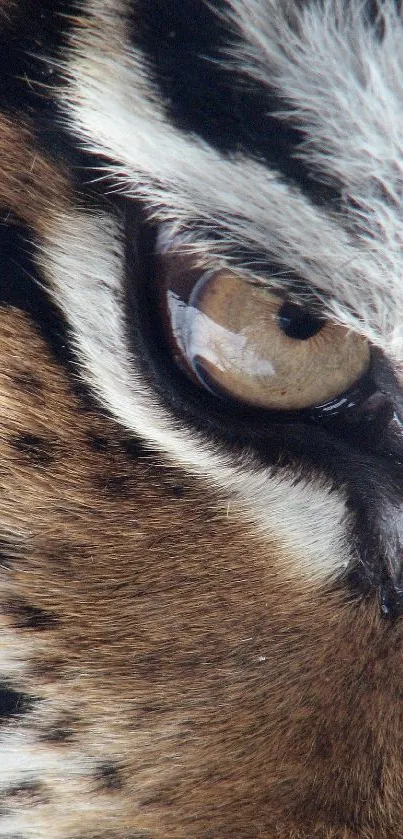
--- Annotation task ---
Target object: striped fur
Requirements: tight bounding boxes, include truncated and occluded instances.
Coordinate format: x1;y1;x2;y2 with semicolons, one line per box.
0;2;402;838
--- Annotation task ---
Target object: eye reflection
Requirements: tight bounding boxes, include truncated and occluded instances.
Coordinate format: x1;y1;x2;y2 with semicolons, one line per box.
157;250;371;411
167;288;276;382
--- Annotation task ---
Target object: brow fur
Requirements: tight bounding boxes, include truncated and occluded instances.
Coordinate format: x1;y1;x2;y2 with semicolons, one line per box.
59;0;403;358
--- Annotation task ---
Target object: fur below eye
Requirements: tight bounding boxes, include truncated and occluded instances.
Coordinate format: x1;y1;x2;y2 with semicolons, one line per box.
157;250;370;411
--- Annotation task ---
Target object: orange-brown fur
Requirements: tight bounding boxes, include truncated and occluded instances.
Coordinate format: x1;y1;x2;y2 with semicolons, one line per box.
0;9;401;838
0;308;402;838
0;119;68;233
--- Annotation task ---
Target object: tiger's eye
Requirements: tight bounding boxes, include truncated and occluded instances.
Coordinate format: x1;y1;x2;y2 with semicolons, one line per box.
161;266;370;411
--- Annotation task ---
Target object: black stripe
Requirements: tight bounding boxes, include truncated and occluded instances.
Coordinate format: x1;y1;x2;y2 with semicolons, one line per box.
0;0;76;117
0;211;120;415
0;222;72;364
0;0;90;179
0;684;34;721
131;0;336;205
0;217;108;415
0;220;97;415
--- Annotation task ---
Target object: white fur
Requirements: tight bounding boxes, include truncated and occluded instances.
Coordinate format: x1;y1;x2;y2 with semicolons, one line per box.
59;0;403;358
0;729;93;791
0;728;115;838
0;626;34;679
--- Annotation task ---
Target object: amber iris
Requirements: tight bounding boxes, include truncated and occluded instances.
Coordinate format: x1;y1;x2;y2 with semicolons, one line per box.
156;237;370;411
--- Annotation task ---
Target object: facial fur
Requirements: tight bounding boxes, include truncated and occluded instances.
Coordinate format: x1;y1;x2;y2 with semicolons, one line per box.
0;2;402;838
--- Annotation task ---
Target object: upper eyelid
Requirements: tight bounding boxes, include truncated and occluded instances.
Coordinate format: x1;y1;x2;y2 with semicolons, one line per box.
154;223;331;318
244;277;327;316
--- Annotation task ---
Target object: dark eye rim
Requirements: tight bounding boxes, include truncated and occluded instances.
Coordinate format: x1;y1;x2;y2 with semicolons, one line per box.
188;345;376;423
304;368;376;422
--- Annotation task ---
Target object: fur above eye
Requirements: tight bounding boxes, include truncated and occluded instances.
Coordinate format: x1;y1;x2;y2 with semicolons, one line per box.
156;244;370;411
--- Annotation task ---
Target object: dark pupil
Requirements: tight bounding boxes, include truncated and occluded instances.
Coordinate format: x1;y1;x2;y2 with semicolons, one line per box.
277;302;323;340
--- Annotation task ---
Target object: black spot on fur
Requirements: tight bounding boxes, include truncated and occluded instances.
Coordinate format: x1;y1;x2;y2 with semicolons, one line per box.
94;763;123;792
39;712;79;744
0;685;34;721
43;541;95;579
87;433;110;453
5;780;48;805
0;831;25;839
120;437;151;460
12;432;56;466
169;483;185;499
97;474;132;498
0;536;16;569
11;370;44;395
42;548;75;579
40;725;75;744
69;378;98;413
29;656;66;682
4;600;59;630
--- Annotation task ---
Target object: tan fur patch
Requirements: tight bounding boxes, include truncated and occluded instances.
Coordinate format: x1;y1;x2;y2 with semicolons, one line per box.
0;117;69;234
